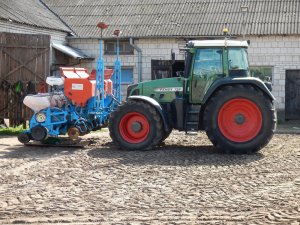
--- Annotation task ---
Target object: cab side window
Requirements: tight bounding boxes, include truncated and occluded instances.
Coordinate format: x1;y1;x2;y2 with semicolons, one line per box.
228;48;248;70
193;48;223;76
228;48;249;77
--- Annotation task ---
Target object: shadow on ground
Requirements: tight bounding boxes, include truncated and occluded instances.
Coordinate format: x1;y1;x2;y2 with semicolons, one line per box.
87;142;264;167
0;144;79;159
0;138;264;167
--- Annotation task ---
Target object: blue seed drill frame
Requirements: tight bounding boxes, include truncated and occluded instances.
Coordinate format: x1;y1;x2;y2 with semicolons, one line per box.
18;27;121;144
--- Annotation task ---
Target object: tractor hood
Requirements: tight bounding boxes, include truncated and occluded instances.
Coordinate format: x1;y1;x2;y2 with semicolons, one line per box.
127;77;185;103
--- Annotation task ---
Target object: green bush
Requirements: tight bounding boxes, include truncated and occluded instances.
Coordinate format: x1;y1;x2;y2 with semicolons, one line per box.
0;125;25;135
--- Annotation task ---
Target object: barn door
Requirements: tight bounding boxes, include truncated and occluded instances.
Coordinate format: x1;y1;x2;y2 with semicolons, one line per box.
0;33;50;127
285;70;300;120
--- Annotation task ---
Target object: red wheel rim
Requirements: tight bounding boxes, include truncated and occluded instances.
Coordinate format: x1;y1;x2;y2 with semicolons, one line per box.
119;112;150;144
218;98;262;143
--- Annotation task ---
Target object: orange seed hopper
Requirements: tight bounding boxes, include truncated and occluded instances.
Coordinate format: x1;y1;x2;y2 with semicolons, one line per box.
90;69;114;95
61;67;96;107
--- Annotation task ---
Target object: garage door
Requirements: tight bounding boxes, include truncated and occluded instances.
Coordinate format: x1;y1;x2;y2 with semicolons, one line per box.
286;70;300;119
121;68;134;100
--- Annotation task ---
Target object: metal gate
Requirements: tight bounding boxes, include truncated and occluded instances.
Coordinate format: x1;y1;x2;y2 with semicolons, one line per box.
285;70;300;120
0;33;50;127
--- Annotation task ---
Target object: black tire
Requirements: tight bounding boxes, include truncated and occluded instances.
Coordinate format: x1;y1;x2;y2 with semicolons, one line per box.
31;126;48;141
18;132;30;144
77;122;88;136
86;122;93;133
160;128;172;143
204;84;276;154
109;100;163;150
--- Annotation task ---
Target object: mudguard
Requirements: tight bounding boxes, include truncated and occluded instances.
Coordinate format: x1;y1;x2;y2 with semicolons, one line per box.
203;77;275;104
128;95;170;131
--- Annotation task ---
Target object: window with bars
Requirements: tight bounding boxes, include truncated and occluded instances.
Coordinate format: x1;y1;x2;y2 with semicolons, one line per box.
104;40;134;55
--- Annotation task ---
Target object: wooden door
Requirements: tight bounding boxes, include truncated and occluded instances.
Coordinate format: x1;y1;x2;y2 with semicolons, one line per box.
0;33;50;127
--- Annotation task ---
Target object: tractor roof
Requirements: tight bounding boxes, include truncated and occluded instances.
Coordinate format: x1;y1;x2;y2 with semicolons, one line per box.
190;40;248;48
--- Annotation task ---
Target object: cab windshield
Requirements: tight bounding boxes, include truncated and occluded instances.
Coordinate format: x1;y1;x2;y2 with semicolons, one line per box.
228;48;249;76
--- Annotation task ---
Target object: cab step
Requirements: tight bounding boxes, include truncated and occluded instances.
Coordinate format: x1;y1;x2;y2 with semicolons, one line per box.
184;105;201;132
185;131;198;135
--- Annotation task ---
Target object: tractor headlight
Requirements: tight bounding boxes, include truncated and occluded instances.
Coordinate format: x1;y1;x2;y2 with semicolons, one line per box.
35;112;46;123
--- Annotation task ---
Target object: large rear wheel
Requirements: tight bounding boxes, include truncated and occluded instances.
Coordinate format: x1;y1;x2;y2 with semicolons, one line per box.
161;128;172;143
204;85;276;154
109;100;163;150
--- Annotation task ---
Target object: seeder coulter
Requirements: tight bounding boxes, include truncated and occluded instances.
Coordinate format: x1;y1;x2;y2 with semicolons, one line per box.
18;24;122;145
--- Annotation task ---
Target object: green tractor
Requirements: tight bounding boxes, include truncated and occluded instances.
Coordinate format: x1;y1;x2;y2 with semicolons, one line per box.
109;40;276;154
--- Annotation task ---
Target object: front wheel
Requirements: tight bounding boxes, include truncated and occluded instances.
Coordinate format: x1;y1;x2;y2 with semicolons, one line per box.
18;132;30;144
109;100;163;150
204;85;276;154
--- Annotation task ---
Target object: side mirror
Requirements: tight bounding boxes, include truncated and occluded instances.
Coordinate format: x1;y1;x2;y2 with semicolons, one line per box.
265;76;271;82
247;40;251;46
171;49;175;64
176;71;184;77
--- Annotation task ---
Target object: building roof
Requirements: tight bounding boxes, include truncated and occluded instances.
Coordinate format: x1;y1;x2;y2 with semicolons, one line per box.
52;41;94;59
41;0;300;38
0;0;71;33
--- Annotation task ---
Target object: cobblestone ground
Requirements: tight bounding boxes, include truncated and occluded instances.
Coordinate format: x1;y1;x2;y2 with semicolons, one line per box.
0;131;300;224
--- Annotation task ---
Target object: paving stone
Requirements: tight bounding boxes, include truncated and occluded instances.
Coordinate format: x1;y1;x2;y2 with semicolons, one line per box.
0;132;299;224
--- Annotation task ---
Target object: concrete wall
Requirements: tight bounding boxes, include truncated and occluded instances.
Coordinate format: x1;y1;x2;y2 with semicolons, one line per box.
68;36;300;112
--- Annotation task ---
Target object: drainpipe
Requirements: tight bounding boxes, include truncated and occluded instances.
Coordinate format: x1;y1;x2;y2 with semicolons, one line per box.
129;37;142;82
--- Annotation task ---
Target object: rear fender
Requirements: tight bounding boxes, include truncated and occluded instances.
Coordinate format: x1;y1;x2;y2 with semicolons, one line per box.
128;96;170;131
203;77;275;104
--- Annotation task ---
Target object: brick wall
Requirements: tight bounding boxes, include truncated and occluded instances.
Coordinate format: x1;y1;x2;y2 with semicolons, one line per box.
134;38;186;81
68;38;185;82
246;35;300;110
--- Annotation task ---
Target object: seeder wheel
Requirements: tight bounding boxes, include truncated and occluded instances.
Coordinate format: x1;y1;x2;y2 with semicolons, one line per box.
18;132;30;144
31;126;47;141
68;127;80;140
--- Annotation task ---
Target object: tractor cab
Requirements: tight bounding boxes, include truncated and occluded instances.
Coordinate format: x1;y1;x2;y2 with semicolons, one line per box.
186;40;251;103
186;40;250;78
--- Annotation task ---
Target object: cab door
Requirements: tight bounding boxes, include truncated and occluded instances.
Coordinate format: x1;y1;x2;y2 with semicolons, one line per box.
190;48;224;103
